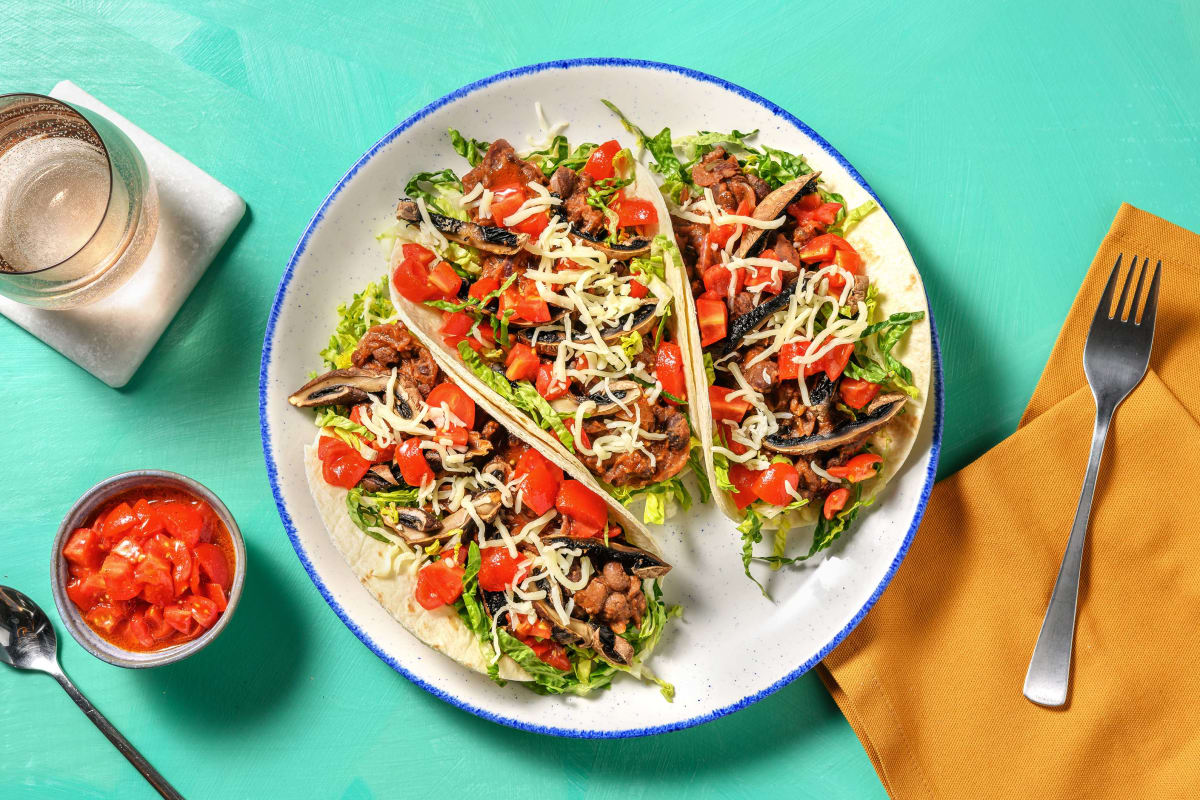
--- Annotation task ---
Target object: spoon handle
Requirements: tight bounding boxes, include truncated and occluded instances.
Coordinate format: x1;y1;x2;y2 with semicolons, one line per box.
52;671;185;800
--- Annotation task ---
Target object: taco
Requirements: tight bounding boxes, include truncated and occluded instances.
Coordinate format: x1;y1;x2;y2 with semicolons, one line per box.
606;104;930;590
379;126;706;524
289;281;678;696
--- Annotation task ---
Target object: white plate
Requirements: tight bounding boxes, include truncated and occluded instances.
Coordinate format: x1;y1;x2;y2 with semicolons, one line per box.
260;59;943;738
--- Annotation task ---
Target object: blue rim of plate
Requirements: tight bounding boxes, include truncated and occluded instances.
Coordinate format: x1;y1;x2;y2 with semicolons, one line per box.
260;57;944;739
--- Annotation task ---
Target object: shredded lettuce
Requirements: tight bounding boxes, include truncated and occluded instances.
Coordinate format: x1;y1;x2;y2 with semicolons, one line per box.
711;451;735;492
319;277;394;370
455;543;502;683
344;486;418;544
456;341;575;451
525;136;597;177
314;410;374;440
846;310;926;397
620;330;643;359
686;446;712;504
809;484;874;558
738;509;768;596
448;128;488;167
403;168;465;220
703;352;716;386
830;200;877;238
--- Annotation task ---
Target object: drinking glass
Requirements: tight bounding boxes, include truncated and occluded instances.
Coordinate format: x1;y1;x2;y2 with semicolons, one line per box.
0;93;158;309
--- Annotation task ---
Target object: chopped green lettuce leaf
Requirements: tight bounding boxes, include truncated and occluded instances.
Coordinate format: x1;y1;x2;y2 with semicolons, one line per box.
314;410;374;440
403;168;465;220
829;200;878;238
319;277;395;370
456;341;575;451
448;128;488;167
703;352;716;386
738;508;768;596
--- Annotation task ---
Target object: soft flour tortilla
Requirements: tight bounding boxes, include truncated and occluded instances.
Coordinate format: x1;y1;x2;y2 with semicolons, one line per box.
304;440;528;680
389;161;702;512
672;188;933;530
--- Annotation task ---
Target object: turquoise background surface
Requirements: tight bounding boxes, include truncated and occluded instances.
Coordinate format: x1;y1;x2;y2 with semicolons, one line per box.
3;1;1198;797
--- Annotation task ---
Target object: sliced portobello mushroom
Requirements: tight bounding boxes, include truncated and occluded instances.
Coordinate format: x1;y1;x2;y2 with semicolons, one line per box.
544;536;671;579
709;280;798;358
358;464;402;493
288;368;390;408
582;621;635;667
389;376;425;420
569;226;652;259
549;380;642;416
384;490;503;545
733;171;823;259
480;458;511;485
515;301;658;356
395;199;528;255
761;392;908;456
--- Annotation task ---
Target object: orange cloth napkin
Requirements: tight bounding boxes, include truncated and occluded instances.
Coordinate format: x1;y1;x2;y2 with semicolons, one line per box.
818;204;1200;798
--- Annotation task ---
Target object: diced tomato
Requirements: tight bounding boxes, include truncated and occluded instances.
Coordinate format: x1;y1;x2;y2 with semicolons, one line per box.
504;343;540;382
164;603;194;635
696;296;728;347
515;448;565;483
427;261;462;299
488;185;526;224
428;383;476;431
515;631;571;671
582;139;621;181
818;343;855;381
797;233;854;264
708;195;753;247
317;435;371;489
508;612;552;640
789;193;822;213
166;538;193;596
100;553;139;602
395;437;434;488
193;542;231;592
628;279;649;299
101;502;136;545
63;528;103;570
825;247;864;294
752;462;801;507
611;195;658;227
392;253;436;303
839;377;881;409
745;249;784;294
468;276;500;303
709;385;752;424
702;264;744;297
85;604;126;635
520;463;561;516
414;556;465;610
565;417;590;450
515;291;550;324
777;340;811;381
824;487;851;520
728;463;761;510
655;342;687;402
440;310;473;346
127;611;155;648
787;198;842;227
187;594;220;629
204;583;228;612
535;361;569;401
561;515;603;538
66;572;107;610
157;501;205;548
478;545;528;592
555;480;608;531
143;605;172;639
401;243;436;267
512;211;550;236
826;453;883;483
719;421;748;456
134;555;174;606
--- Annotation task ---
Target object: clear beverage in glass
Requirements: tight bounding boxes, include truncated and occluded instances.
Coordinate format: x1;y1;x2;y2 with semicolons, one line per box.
0;93;158;309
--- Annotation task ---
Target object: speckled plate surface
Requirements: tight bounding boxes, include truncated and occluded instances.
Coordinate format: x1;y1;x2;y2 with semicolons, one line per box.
260;58;943;738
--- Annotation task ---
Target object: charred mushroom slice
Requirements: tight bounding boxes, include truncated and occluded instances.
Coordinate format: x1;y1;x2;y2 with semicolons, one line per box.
515;302;657;356
481;458;511;485
395;199;528;255
390;376;424;420
544;536;671;579
585;622;635;667
358;464;402;493
568;227;652;259
288;368;391;408
710;280;798;357
549;380;642;416
733;172;823;259
762;392;908;456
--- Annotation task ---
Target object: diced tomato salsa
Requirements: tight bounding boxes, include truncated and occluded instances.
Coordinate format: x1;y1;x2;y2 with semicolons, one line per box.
62;486;236;652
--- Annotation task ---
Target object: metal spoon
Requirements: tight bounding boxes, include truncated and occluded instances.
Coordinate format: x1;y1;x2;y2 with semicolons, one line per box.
0;585;184;799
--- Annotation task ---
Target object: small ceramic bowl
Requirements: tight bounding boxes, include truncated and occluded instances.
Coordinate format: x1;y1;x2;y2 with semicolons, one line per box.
50;470;246;668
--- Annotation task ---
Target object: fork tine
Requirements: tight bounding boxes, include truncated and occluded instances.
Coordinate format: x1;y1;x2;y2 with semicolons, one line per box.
1115;254;1138;319
1129;257;1148;322
1138;260;1163;331
1094;254;1123;323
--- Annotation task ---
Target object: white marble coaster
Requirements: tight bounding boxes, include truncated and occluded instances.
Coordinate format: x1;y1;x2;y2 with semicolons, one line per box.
0;81;245;388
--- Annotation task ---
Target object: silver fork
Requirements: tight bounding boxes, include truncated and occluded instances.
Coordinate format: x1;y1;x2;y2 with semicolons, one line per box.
1023;254;1162;707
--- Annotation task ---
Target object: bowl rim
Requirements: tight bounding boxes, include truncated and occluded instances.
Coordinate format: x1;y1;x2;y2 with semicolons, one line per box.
50;469;247;668
258;57;945;737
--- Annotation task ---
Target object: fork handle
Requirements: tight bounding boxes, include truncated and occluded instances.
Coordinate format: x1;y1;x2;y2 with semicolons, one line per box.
1023;404;1114;706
